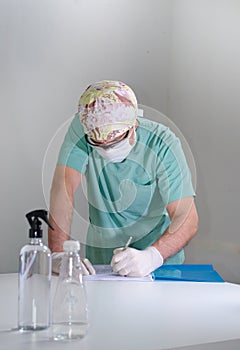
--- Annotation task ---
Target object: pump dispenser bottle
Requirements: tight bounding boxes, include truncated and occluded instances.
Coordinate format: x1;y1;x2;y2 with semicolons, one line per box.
52;240;88;340
18;209;53;331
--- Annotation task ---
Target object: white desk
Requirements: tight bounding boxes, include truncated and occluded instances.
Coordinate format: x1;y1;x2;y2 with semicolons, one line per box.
1;274;240;350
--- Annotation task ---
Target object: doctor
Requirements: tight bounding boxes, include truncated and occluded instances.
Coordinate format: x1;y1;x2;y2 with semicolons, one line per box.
48;80;198;277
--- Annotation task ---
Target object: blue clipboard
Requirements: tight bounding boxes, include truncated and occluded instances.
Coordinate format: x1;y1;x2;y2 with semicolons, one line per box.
152;264;224;282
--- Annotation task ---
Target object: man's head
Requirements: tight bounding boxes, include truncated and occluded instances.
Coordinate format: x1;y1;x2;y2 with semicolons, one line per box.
78;80;138;143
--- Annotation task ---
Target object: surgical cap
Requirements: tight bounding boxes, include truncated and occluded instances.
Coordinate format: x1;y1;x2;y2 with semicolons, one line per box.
78;80;138;141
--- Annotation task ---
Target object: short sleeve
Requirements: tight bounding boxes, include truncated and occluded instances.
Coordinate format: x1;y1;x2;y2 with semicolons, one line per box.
57;114;89;174
156;129;195;204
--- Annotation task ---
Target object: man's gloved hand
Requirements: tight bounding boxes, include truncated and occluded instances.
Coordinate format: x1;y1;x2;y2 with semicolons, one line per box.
110;246;164;277
52;252;96;275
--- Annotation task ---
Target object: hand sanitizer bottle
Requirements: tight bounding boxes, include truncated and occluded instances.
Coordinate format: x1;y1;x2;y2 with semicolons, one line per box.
18;209;53;331
52;240;88;340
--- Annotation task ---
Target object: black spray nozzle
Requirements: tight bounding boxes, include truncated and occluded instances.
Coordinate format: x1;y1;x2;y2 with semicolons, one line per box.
26;209;54;238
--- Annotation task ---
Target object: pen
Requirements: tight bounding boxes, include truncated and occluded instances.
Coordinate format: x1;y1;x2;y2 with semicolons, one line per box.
124;236;133;250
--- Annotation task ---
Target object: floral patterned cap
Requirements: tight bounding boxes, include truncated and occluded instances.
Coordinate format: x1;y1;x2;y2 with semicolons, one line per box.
78;80;137;141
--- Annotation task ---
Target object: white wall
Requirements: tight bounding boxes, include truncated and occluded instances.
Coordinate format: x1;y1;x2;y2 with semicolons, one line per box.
1;0;240;282
168;0;240;282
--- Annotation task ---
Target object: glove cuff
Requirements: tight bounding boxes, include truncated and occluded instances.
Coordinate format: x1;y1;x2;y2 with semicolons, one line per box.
146;246;164;269
52;252;65;274
52;252;64;258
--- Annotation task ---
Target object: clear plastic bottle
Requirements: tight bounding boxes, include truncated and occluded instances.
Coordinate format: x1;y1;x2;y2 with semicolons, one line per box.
52;240;88;340
18;209;53;331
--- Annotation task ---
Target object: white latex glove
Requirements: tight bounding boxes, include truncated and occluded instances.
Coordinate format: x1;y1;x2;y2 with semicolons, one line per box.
110;246;164;277
52;252;96;275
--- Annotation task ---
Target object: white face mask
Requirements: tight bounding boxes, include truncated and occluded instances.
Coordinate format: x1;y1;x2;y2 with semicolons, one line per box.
94;129;136;163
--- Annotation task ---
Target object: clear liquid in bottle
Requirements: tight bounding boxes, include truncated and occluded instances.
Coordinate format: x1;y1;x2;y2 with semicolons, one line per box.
18;239;51;331
52;240;88;340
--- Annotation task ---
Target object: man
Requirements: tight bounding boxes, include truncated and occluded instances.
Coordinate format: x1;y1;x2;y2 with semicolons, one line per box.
49;80;198;277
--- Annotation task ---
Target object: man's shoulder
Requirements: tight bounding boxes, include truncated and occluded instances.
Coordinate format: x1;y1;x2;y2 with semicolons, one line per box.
70;113;85;136
137;117;175;140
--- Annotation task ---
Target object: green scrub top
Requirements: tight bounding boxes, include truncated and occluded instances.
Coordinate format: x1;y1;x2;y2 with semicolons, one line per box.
57;113;195;264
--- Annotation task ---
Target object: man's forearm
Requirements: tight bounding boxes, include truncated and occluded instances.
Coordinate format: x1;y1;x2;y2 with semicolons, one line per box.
152;199;198;261
48;172;74;252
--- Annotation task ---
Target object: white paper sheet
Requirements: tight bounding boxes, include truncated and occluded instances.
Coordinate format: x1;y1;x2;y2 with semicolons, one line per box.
83;265;153;282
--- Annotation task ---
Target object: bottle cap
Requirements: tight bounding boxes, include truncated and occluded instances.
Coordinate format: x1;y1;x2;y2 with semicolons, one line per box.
63;240;80;253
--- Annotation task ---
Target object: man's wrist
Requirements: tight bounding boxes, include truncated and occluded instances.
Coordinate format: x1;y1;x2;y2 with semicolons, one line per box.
146;246;164;268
